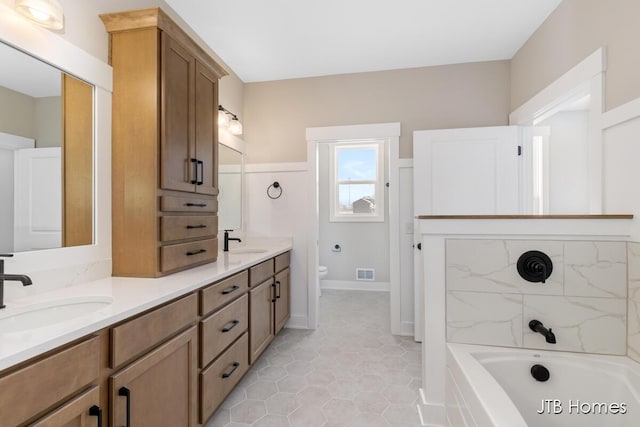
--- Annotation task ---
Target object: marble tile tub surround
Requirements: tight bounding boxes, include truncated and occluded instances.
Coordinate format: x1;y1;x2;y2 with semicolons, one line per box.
446;239;628;354
628;242;640;363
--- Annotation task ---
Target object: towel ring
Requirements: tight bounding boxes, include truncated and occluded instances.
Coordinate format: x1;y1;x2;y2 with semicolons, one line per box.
267;181;283;199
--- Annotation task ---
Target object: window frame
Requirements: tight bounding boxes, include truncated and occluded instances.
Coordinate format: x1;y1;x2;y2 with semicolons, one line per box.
328;140;385;222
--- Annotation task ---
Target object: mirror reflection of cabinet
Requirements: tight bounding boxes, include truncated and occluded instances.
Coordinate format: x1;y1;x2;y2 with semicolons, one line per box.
0;41;94;253
101;8;227;277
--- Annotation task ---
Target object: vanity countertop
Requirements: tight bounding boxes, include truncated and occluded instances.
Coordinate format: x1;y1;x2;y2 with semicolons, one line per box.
0;237;293;372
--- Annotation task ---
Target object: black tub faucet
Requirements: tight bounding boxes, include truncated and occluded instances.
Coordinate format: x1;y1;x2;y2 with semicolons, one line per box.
223;230;242;252
529;319;556;344
0;254;33;309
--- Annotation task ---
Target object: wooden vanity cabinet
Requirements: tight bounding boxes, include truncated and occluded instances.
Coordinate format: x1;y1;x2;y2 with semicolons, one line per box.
100;8;227;278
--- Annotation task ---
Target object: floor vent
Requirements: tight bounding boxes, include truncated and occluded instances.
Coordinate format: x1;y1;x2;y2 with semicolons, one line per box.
356;268;375;281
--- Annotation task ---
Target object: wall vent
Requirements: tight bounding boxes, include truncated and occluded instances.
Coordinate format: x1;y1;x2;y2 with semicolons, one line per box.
356;268;375;281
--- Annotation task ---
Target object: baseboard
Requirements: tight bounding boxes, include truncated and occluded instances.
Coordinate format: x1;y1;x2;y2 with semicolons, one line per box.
320;279;390;292
400;321;415;337
417;389;446;427
284;314;308;329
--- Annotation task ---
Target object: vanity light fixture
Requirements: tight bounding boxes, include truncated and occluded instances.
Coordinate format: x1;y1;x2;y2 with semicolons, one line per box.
15;0;64;30
218;105;243;135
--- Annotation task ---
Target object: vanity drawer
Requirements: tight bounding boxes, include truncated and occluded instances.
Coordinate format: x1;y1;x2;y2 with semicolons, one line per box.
160;195;218;213
249;259;274;287
160;215;217;242
0;336;100;427
199;332;249;423
200;294;248;368
110;293;197;368
200;270;249;316
161;238;217;272
275;251;290;273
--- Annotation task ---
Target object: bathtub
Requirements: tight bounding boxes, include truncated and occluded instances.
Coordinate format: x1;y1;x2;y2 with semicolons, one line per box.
446;343;640;427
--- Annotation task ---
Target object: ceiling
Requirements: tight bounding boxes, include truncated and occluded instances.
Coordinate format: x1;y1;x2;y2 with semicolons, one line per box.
165;0;563;83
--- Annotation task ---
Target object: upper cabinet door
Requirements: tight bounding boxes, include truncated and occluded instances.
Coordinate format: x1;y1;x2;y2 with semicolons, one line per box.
194;62;219;196
161;33;197;193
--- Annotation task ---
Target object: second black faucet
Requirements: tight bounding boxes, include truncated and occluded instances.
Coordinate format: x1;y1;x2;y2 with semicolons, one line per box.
223;230;242;252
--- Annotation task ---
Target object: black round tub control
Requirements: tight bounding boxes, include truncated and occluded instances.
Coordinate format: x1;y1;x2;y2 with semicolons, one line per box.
531;364;550;382
517;250;553;283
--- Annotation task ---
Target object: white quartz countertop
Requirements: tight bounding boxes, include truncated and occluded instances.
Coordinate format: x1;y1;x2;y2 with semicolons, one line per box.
0;237;292;372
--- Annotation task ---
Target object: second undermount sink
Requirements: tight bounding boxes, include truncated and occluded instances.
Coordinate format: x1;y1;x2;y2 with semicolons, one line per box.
229;247;268;254
0;296;114;334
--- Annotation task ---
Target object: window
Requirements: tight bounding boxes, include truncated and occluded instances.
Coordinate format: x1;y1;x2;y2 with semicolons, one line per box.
329;141;385;222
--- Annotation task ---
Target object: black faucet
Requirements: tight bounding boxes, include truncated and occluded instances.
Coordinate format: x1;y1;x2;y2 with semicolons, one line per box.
529;319;556;344
0;254;33;309
223;230;242;252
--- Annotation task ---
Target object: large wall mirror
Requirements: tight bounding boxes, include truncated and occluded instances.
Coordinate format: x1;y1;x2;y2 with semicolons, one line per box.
0;40;94;253
218;136;244;231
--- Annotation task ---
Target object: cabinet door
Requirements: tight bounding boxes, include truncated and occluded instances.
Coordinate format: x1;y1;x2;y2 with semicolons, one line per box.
110;327;197;427
194;61;218;196
161;33;196;193
249;279;275;364
274;267;290;334
30;386;102;427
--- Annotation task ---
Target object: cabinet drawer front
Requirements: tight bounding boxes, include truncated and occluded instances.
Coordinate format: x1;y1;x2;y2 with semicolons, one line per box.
161;238;217;272
200;332;249;423
200;270;249;316
275;251;290;273
30;385;100;427
200;294;248;367
111;293;197;368
160;215;217;242
0;336;99;427
249;259;274;287
160;195;217;213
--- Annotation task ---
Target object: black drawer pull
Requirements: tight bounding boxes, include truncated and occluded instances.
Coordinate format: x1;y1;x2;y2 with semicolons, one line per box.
89;405;103;427
222;362;240;378
222;319;240;333
222;285;240;295
186;249;206;256
197;160;204;185
186;224;207;229
271;282;277;303
118;387;130;427
276;280;281;299
185;202;207;207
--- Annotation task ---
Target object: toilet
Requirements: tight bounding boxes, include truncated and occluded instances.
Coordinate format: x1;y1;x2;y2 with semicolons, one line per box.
318;265;328;296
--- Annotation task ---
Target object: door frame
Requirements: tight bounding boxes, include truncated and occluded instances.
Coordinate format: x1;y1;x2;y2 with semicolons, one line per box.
306;123;401;332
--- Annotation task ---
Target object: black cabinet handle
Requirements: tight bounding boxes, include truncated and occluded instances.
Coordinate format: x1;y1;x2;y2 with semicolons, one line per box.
222;362;240;378
118;387;130;427
276;280;281;299
222;285;240;295
186;249;206;256
89;405;103;427
186;224;207;229
196;160;204;185
222;319;240;333
185;202;207;208
271;283;277;303
190;158;198;184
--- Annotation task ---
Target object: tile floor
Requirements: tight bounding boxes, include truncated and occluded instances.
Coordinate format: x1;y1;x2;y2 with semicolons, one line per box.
205;289;423;427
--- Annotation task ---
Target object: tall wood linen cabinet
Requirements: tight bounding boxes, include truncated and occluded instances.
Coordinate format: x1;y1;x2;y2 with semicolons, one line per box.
101;8;227;277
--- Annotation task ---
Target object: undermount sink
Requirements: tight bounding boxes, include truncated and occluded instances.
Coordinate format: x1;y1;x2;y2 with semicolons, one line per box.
229;248;268;254
0;296;113;333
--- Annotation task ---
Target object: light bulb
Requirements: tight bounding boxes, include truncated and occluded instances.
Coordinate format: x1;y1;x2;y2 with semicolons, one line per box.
28;6;50;21
218;110;230;127
229;118;243;135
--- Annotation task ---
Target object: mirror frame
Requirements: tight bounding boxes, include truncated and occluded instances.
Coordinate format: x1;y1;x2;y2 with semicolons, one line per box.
218;129;245;233
0;3;112;278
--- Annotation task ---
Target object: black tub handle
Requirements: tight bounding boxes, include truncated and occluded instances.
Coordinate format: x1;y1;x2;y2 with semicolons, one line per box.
89;405;103;427
118;387;130;427
222;362;240;378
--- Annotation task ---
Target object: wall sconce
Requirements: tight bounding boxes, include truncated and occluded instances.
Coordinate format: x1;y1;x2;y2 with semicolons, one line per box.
218;105;243;136
15;0;64;30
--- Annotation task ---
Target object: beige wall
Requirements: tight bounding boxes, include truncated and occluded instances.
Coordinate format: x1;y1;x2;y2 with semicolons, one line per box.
34;96;62;148
511;0;640;112
244;61;510;162
0;86;34;139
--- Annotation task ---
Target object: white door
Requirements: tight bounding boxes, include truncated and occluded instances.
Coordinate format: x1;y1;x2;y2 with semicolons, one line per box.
14;147;62;251
412;125;521;341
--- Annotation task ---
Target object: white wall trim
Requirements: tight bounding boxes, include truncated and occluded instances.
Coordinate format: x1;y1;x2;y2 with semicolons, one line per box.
602;97;640;129
321;280;390;292
0;3;112;92
285;315;309;330
307;122;401;332
400;321;415;337
245;162;308;173
398;158;413;168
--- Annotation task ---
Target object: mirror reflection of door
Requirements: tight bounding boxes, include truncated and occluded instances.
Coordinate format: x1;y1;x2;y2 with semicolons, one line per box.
0;40;94;253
